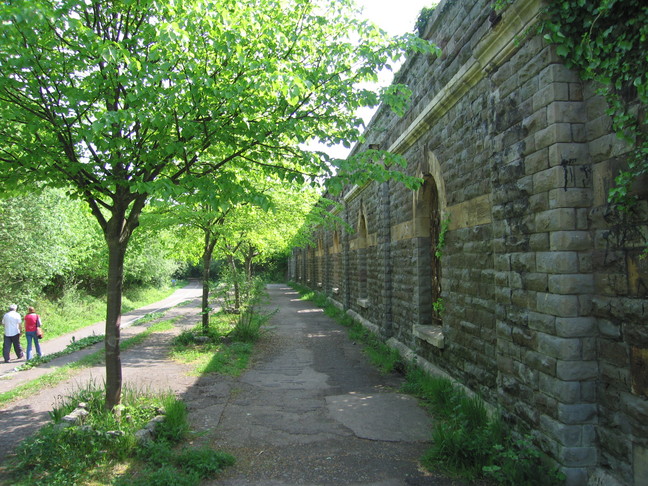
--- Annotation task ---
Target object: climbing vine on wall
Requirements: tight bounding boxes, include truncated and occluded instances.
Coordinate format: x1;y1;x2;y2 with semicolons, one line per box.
540;0;647;212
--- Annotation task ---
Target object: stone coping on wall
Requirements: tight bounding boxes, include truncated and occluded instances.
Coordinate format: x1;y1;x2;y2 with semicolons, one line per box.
390;0;544;157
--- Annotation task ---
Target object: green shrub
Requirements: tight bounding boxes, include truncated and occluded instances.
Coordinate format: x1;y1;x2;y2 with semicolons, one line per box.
175;447;235;477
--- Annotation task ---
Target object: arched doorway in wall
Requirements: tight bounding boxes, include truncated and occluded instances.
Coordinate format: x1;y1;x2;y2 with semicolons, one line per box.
417;176;442;322
332;230;341;294
357;212;368;300
317;237;324;288
412;151;447;348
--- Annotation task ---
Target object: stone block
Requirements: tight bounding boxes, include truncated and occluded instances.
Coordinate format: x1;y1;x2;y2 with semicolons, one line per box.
533;82;570;112
550;231;592;251
555;317;597;337
510;252;536;272
589;133;630;162
585;114;612;141
549;188;592;208
533;166;568;193
568;82;583;101
524;147;549;175
535;123;573;149
548;274;593;294
548;142;590;168
526;350;556;374
512;324;537;349
558;403;598;426
538;333;582;360
536;292;580;317
527;311;556;334
536;251;579;274
558;446;598;466
522;272;548;292
556;360;598;380
540;413;584;446
634;445;648;486
535;208;577;232
539;63;580;85
547;101;586;124
529;233;550;251
540;374;580;402
537;292;580;317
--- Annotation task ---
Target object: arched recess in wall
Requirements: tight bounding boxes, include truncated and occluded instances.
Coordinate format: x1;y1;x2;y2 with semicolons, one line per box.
332;230;341;294
317;237;324;288
357;210;368;300
414;152;448;328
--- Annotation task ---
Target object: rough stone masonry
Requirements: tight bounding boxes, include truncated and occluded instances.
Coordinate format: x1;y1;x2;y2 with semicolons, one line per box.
289;1;648;485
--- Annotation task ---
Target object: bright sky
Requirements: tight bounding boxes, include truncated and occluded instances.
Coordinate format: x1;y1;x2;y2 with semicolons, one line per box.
318;0;438;159
355;0;436;36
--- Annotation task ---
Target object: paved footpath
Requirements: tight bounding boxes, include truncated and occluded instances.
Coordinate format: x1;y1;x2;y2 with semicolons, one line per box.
0;283;467;485
188;284;466;486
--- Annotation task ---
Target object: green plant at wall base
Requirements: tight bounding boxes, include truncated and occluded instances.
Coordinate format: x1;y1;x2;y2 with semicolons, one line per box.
402;368;565;485
540;1;647;214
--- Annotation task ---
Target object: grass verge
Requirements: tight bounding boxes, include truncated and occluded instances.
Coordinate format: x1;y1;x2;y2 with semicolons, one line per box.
8;382;234;486
34;280;186;343
0;319;174;408
170;307;273;376
288;282;565;486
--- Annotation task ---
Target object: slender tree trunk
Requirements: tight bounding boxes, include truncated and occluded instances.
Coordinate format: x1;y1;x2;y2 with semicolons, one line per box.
228;255;240;311
201;233;213;334
104;221;128;411
244;246;255;281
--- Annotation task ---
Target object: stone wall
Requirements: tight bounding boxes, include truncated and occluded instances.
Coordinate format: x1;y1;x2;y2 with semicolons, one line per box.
290;1;648;485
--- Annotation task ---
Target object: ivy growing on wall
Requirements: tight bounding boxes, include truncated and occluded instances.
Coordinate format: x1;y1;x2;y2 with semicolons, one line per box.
539;0;647;211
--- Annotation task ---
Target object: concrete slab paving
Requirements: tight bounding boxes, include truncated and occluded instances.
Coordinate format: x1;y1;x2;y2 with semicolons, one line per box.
195;284;471;486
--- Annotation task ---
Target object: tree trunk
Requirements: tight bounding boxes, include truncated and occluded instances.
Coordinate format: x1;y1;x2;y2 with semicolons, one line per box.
104;221;129;411
201;233;213;334
228;255;240;311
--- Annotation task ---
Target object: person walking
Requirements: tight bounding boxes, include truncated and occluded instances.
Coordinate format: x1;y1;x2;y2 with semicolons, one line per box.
23;306;43;360
3;304;23;363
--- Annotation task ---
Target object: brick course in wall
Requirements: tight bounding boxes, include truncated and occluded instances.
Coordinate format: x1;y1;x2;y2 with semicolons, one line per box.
290;1;648;485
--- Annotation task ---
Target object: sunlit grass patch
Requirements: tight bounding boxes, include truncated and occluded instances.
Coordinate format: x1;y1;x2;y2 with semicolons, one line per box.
170;312;256;377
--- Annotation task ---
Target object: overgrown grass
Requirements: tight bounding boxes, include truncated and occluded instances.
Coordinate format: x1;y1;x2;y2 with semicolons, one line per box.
33;281;185;343
288;282;565;485
0;320;174;408
170;310;267;376
8;382;234;486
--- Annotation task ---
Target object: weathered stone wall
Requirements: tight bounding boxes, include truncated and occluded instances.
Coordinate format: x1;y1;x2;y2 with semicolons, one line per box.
289;1;648;485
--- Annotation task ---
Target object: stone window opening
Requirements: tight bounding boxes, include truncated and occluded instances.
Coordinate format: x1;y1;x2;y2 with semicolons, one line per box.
413;174;445;348
357;212;369;305
332;231;341;294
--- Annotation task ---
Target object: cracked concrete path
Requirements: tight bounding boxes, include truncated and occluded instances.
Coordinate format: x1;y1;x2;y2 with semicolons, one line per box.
186;284;467;486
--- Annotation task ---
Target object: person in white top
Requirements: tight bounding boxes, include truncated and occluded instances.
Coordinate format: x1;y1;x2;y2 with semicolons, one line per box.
3;304;23;363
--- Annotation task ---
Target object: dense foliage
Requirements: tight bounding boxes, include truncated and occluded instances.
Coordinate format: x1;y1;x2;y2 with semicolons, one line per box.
0;189;180;305
541;0;648;210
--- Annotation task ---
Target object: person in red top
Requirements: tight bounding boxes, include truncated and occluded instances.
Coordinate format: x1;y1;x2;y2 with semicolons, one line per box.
23;306;43;360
